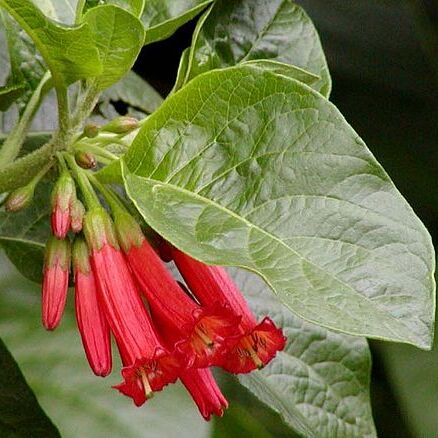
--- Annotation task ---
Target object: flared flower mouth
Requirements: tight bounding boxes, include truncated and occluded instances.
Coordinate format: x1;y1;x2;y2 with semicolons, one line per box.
174;302;241;368
221;317;286;374
114;348;181;406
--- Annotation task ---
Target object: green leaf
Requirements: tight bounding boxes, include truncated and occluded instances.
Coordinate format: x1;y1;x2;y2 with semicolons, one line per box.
81;0;145;18
0;0;102;87
0;180;51;282
185;0;331;96
142;0;213;45
30;0;78;24
171;47;191;93
123;66;435;348
229;268;376;437
0;10;46;110
0;254;211;438
0;82;25;110
83;5;145;90
0;336;59;436
103;70;163;114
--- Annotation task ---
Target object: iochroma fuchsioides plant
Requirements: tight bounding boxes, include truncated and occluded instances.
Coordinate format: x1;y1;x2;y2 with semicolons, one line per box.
0;1;435;437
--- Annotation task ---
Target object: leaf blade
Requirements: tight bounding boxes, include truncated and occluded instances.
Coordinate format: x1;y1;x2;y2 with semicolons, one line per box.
228;268;376;437
123;66;435;348
185;0;331;96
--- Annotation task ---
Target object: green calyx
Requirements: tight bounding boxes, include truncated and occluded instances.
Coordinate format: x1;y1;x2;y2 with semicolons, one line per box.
101;116;138;134
45;236;71;271
51;171;76;212
83;207;119;252
72;237;91;275
5;184;35;212
113;210;144;253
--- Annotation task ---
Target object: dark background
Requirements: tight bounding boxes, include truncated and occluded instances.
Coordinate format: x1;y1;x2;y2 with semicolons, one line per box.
134;1;438;436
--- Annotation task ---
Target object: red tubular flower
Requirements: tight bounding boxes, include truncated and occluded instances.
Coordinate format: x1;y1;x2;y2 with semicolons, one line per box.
114;212;240;369
180;368;228;421
83;208;180;405
42;236;70;330
51;171;76;238
171;248;286;374
73;237;112;377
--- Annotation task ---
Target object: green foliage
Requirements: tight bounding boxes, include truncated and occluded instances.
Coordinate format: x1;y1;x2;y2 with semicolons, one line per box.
0;336;59;436
183;0;331;96
231;268;375;437
0;0;435;436
82;5;145;90
0;0;101;88
142;0;213;44
0;181;51;282
102;70;163;115
122;65;435;348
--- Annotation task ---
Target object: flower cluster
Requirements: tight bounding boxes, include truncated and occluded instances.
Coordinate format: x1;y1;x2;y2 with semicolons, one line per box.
40;157;286;421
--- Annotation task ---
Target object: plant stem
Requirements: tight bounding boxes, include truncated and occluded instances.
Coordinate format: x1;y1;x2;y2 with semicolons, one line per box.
0;141;54;193
0;71;52;168
73;143;119;162
87;173;127;214
65;153;100;209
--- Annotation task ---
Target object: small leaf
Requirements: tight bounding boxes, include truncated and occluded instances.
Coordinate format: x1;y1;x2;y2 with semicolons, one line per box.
171;47;191;93
123;66;435;348
0;336;60;436
142;0;213;45
185;0;331;96
228;268;376;437
0;181;51;282
83;5;145;90
103;70;163;114
0;0;102;87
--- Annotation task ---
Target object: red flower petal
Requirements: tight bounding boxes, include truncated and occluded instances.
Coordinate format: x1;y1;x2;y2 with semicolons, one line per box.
51;208;71;239
171;248;286;372
42;237;70;330
124;238;240;368
221;317;286;374
114;348;180;406
75;268;112;377
181;368;228;421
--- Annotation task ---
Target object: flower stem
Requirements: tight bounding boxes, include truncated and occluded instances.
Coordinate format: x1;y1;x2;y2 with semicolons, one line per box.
87;173;127;214
65;153;100;210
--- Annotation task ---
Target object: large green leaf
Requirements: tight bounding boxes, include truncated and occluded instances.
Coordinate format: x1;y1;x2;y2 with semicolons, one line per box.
0;255;211;438
0;0;101;87
0;336;59;436
229;268;375;437
184;0;331;97
83;5;145;90
122;65;435;348
142;0;212;45
0;180;51;282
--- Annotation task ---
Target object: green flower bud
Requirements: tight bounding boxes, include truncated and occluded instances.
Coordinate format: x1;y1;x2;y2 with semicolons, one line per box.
5;184;35;212
75;151;96;169
101;116;139;134
83;124;99;138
